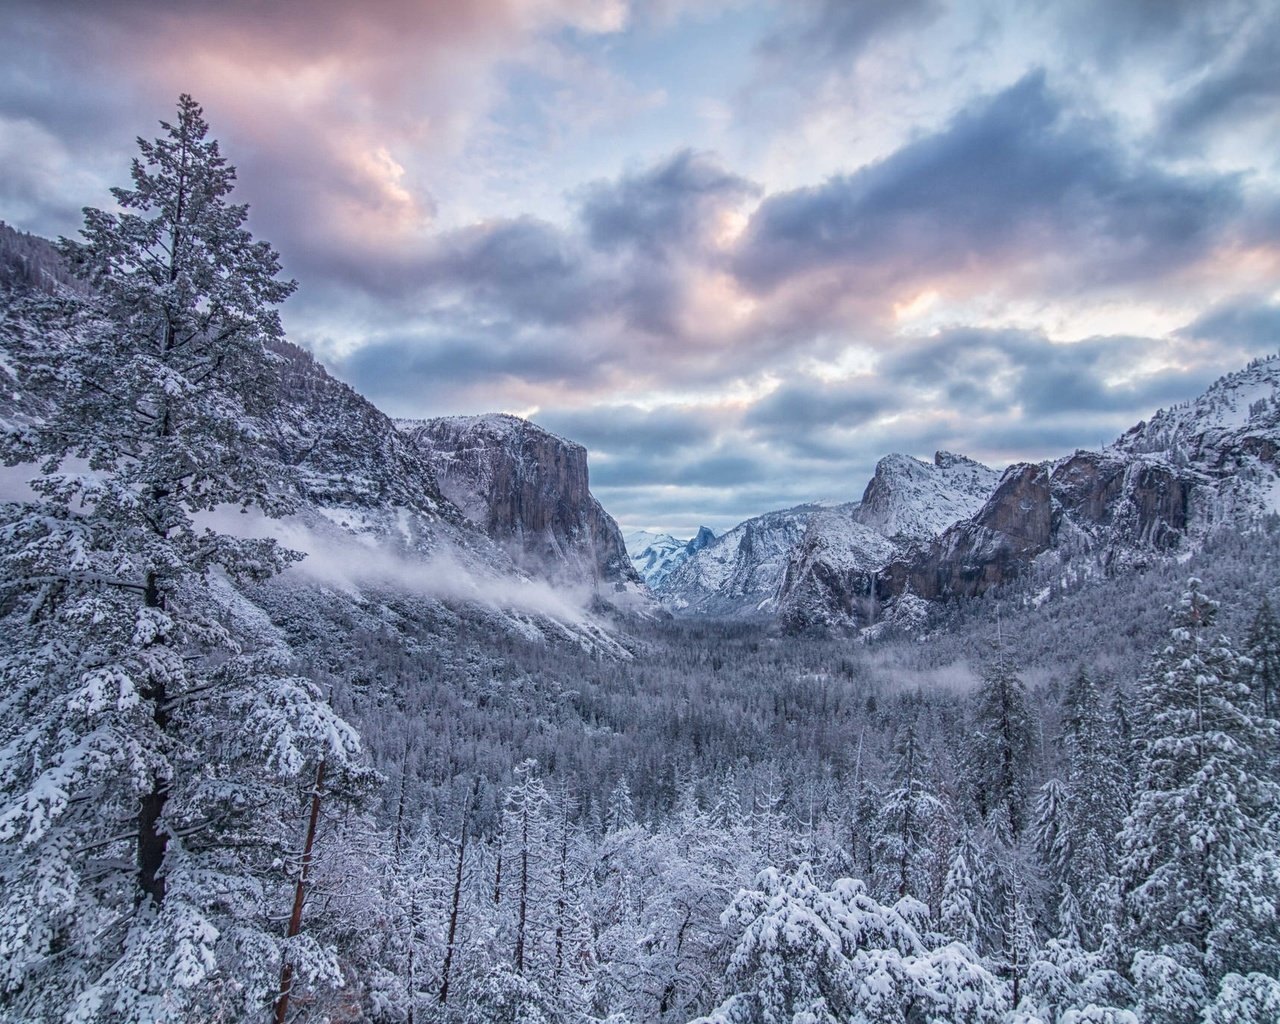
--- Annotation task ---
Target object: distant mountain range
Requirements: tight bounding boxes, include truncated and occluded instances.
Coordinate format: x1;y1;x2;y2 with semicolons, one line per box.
624;527;715;589
646;355;1280;632
6;220;1279;638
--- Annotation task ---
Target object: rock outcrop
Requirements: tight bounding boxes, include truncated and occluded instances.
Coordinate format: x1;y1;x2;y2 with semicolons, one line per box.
870;357;1280;615
398;414;645;596
626;525;716;588
656;504;819;616
773;452;999;631
880;462;1053;602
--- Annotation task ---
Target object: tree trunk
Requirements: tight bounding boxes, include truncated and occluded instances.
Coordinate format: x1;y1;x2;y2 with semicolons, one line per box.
136;570;170;909
273;759;326;1024
439;781;476;1005
515;803;529;975
554;804;569;999
494;846;502;906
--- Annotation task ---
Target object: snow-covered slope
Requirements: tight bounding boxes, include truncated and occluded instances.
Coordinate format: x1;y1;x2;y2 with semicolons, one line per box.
625;526;715;588
656;505;819;616
774;452;999;631
855;451;1001;541
1108;354;1280;526
0;224;90;431
203;346;632;650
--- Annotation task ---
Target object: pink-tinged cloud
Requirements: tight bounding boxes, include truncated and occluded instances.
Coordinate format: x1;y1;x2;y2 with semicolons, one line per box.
4;0;1278;532
2;0;627;264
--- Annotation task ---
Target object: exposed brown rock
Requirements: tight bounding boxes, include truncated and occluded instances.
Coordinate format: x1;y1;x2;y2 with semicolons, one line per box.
398;414;643;592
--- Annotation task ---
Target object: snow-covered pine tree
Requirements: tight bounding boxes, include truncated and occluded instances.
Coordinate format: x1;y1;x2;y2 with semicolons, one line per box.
606;775;636;834
1032;778;1072;900
503;759;552;978
0;95;366;1022
968;640;1036;839
873;718;946;903
1019;900;1135;1024
1245;597;1279;722
1117;579;1280;988
751;763;791;869
1003;874;1039;1010
1062;669;1127;935
1202;972;1280;1024
940;832;983;950
694;863;1005;1024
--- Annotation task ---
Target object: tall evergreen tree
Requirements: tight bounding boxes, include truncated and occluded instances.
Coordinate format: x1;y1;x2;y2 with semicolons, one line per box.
1061;668;1128;934
968;642;1035;839
503;759;551;977
1032;777;1072;898
873;719;945;903
1245;597;1279;722
0;95;366;1022
606;775;636;834
1117;579;1280;986
940;833;982;949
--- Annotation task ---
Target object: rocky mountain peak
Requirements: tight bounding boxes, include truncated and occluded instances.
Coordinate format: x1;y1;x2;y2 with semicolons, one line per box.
688;526;716;553
656;504;817;616
855;450;1000;542
398;414;645;596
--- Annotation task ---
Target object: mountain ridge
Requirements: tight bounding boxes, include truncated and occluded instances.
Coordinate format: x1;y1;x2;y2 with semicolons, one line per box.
5;221;1277;638
657;358;1280;632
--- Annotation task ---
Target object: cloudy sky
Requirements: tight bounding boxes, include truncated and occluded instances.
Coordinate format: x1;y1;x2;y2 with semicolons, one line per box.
3;0;1279;536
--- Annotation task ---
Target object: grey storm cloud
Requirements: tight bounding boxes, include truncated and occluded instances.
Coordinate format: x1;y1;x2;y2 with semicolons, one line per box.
423;217;604;326
670;452;770;488
729;325;1236;479
579;149;759;257
315;149;761;344
882;328;1225;420
1059;0;1266;68
575;149;761;339
337;324;606;408
538;405;719;457
279;215;593;314
745;379;901;430
733;71;1243;295
587;444;773;494
1163;26;1280;143
1178;296;1280;349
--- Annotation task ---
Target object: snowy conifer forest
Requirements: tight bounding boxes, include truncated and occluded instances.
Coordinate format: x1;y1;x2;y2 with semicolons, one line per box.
2;97;1279;1024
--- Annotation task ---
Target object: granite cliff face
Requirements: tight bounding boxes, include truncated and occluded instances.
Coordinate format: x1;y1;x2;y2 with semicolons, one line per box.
656;504;818;616
774;452;999;631
660;356;1280;631
774;509;896;632
869;356;1280;616
397;414;646;597
878;462;1054;603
